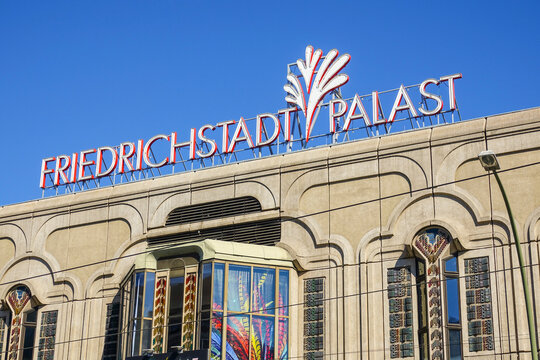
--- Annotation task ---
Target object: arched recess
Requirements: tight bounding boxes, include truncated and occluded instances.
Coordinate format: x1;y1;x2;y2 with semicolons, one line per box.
434;139;487;186
149;180;276;229
0;224;27;257
525;205;540;242
234;180;277;210
148;191;190;229
31;203;144;253
356;189;511;264
279;212;352;271
86;236;149;298
283;154;428;214
0;254;79;301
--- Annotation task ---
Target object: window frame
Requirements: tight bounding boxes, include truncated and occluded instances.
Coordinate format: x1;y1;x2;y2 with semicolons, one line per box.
121;270;156;357
415;259;429;360
443;254;463;360
0;311;9;360
202;260;291;360
120;259;291;360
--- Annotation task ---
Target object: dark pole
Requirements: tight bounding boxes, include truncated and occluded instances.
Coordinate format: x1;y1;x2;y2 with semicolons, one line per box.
492;170;538;360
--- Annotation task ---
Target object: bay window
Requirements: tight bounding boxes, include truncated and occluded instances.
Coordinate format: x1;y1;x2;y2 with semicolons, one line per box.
119;242;292;360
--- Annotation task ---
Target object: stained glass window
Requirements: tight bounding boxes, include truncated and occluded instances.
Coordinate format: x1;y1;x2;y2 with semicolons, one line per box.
227;265;251;313
208;262;289;360
37;310;58;360
387;267;413;358
252;268;275;315
464;257;494;352
120;261;289;360
304;278;324;360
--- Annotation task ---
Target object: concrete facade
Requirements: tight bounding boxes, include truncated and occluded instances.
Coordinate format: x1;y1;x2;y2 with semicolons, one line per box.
0;107;539;359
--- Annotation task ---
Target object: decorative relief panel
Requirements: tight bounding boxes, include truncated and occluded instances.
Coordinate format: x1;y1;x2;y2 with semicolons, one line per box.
182;270;198;351
304;278;324;360
37;311;58;360
387;267;413;358
152;276;167;353
464;257;494;352
413;229;450;360
6;286;31;360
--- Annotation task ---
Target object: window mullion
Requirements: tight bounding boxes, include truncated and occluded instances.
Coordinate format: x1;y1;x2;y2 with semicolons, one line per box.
221;264;229;360
274;269;279;360
249;265;254;360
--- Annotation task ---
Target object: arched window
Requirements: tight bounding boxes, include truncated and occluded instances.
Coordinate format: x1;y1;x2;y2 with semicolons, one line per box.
413;228;462;360
387;228;495;359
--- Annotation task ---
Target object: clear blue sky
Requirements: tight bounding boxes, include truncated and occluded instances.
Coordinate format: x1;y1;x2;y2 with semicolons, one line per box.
1;1;539;205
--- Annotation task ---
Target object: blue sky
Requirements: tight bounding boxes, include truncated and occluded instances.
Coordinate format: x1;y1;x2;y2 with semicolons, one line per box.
1;1;539;205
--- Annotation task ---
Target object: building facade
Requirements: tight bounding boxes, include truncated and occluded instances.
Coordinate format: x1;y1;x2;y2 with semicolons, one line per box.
0;107;539;359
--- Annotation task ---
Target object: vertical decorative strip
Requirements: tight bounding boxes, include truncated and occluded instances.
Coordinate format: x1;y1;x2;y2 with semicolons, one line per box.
464;257;494;352
37;311;58;360
152;276;167;353
182;270;198;351
6;286;31;360
303;278;324;360
387;267;413;358
413;229;450;360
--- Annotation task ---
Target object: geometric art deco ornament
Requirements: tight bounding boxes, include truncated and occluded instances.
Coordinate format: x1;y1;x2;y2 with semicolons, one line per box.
412;228;451;360
6;286;32;360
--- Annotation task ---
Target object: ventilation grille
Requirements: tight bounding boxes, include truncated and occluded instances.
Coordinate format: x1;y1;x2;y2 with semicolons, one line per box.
150;219;281;246
165;196;262;226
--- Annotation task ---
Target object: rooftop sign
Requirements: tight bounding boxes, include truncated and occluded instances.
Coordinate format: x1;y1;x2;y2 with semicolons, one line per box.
40;45;461;195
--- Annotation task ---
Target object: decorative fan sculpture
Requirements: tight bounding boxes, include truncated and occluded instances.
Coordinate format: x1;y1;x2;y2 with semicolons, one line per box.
284;45;351;142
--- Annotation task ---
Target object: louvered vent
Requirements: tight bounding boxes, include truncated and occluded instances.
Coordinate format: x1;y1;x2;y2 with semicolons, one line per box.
150;219;281;246
165;196;262;226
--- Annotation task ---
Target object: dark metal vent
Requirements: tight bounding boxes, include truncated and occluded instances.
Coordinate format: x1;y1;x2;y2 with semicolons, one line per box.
150;219;281;246
165;196;262;226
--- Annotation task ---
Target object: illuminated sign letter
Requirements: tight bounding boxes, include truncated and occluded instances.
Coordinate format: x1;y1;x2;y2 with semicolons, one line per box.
440;73;462;110
144;135;169;168
54;155;71;186
372;91;386;125
329;99;347;133
344;94;371;130
78;149;96;181
119;142;135;173
196;125;218;158
170;129;196;163
419;79;444;116
228;117;254;153
388;85;419;123
70;153;78;183
40;157;55;188
256;114;280;146
278;108;297;142
217;120;235;154
96;146;118;177
136;140;144;170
